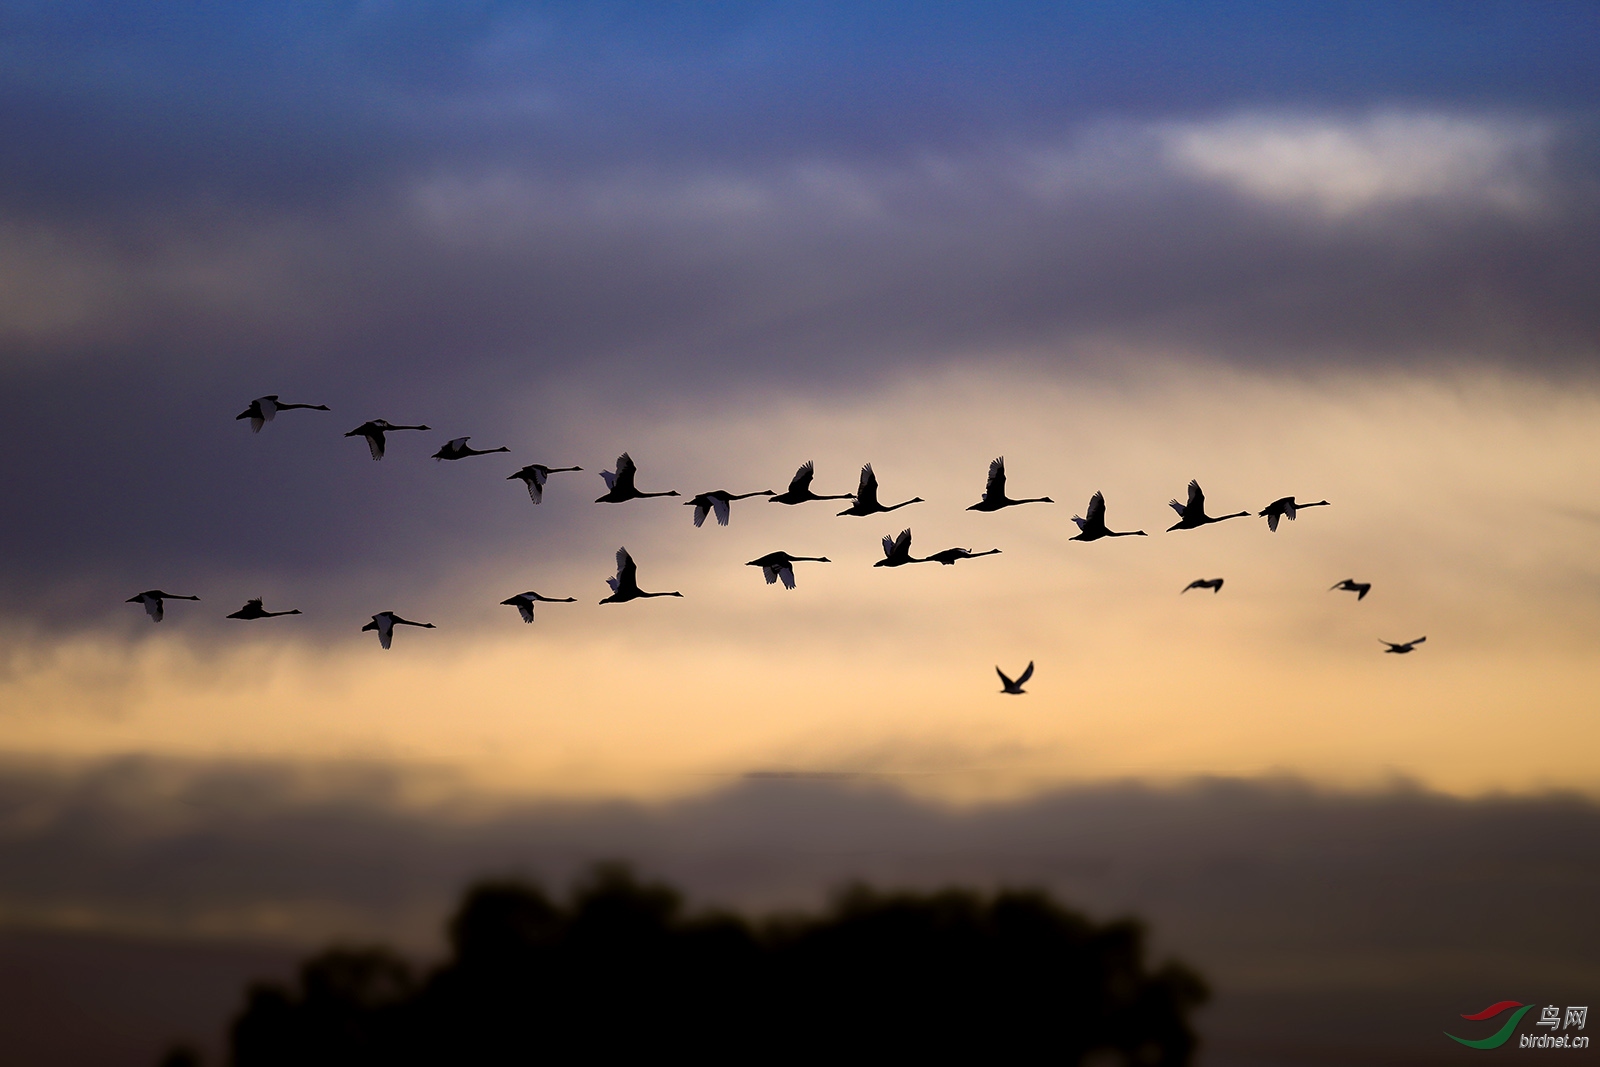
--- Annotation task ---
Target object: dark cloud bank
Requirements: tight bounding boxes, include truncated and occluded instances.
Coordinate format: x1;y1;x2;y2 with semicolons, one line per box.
0;761;1595;1064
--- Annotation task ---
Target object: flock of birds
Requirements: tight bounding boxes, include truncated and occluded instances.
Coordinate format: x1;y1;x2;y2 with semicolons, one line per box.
123;395;1426;692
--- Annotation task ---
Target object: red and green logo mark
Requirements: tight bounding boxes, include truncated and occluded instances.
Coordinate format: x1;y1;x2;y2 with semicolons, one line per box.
1446;1001;1535;1049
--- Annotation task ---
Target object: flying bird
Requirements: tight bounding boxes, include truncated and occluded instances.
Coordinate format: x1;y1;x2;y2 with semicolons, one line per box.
1070;491;1146;541
967;456;1052;512
1259;496;1331;532
361;611;435;650
596;453;680;503
769;461;855;505
236;395;330;433
874;529;928;568
226;598;302;620
432;437;510;461
344;419;431;461
1381;637;1426;654
500;591;578;623
126;590;199;623
997;662;1034;695
506;464;583;504
685;489;775;527
925;547;1002;566
838;464;924;517
1330;579;1371;600
600;547;684;604
1167;480;1250;531
1182;578;1224;594
745;551;831;590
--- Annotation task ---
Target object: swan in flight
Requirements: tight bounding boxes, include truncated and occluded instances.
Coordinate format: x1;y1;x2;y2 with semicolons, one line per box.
596;453;680;503
432;437;510;461
685;489;775;527
361;611;435;649
997;662;1034;695
1182;578;1224;594
500;591;578;623
838;464;924;517
874;529;929;568
226;598;302;620
126;590;199;623
967;457;1052;512
1070;492;1146;541
600;547;684;604
236;395;329;433
925;547;1001;566
1259;496;1331;532
1167;480;1250;531
1330;579;1371;600
769;461;855;506
506;464;583;504
344;419;431;461
745;551;831;589
1381;636;1426;654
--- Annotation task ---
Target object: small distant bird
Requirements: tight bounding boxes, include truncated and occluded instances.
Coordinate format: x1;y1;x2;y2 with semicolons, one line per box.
769;461;855;506
925;547;1002;566
1259;496;1331;532
432;437;510;461
997;662;1034;695
838;464;924;517
1167;480;1250;532
685;489;775;527
235;395;329;433
874;529;928;568
1182;578;1224;594
1330;579;1371;600
745;551;831;590
596;453;680;503
1381;637;1426;654
967;456;1052;512
600;547;683;604
500;591;577;623
506;464;583;504
1070;491;1146;541
226;598;301;620
126;590;199;623
345;419;431;461
361;611;435;649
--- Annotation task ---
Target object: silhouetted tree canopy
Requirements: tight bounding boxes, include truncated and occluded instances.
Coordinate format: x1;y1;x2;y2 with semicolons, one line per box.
229;865;1207;1065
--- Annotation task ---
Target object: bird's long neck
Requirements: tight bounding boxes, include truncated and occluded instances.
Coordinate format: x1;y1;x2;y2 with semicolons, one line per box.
636;490;679;497
1108;529;1146;537
640;590;681;598
882;498;923;512
970;549;1001;557
1213;511;1250;522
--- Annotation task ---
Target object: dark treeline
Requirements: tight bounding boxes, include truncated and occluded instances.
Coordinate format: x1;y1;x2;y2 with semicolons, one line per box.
216;865;1207;1065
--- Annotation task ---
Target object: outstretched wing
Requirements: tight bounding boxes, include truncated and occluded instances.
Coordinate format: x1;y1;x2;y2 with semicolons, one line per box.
996;666;1014;688
613;453;638;492
616;548;638;588
893;529;912;556
1086;491;1106;525
1187;480;1205;512
1410;636;1426;646
857;464;879;505
761;565;780;585
525;478;543;503
1168;498;1186;517
1016;661;1034;685
692;500;710;527
446;437;469;451
1356;584;1369;600
778;564;795;590
516;600;534;623
531;467;549;488
1266;511;1281;533
789;461;815;494
711;496;731;526
366;432;385;461
881;533;897;559
984;457;1006;501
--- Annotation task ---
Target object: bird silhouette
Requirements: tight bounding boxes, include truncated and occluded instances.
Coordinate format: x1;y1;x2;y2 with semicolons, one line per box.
432;437;510;461
226;598;302;620
600;547;683;604
500;591;578;623
361;611;435;649
236;395;329;433
126;590;199;623
1381;636;1426;654
967;457;1052;511
506;464;583;504
925;547;1002;566
838;464;924;517
685;489;775;527
1330;579;1371;600
997;662;1034;695
1259;496;1331;532
745;551;831;589
1070;492;1147;541
1167;480;1250;531
769;461;855;505
874;529;929;568
1181;578;1224;594
344;420;431;461
596;453;680;503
